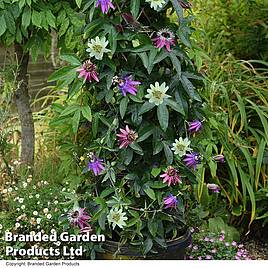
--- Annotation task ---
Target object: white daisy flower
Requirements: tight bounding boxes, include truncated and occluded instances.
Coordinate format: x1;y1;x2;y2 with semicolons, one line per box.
86;36;111;60
21;205;25;210
15;223;20;228
35;194;40;199
0;224;3;229
172;137;192;157
36;218;41;224
145;82;171;106
43;208;49;214
2;189;7;194
33;211;38;216
145;0;166;10
46;214;52;219
107;208;128;229
18;198;24;203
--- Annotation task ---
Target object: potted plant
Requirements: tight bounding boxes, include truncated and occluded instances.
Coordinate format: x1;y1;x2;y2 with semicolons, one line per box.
50;0;222;260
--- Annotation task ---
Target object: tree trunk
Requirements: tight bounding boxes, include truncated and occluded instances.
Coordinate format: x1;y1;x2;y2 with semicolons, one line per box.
14;43;35;165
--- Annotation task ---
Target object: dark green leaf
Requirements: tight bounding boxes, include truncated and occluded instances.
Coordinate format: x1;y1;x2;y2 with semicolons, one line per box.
163;142;173;164
139;102;155;115
143;238;153;254
32;10;41;27
48;66;77;82
130;0;140;18
169;52;181;77
0;15;7;36
81;106;92;122
60;55;81;66
165;98;184;115
119;97;129;119
143;186;156;200
22;6;31;28
72;110;81;134
157;104;169;131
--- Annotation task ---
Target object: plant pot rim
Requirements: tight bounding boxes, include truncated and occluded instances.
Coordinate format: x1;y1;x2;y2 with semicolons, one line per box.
100;228;192;258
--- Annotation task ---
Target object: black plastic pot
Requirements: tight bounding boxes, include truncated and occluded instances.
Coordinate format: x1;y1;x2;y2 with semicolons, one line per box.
97;229;191;260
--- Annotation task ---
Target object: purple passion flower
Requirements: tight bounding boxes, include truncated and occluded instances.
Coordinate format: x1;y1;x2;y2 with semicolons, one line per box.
116;125;138;149
207;183;220;193
152;29;176;52
67;207;91;231
77;60;99;82
188;120;202;134
183;152;201;170
96;0;115;14
213;154;225;163
160;166;181;186
118;75;141;97
163;194;178;209
88;155;105;176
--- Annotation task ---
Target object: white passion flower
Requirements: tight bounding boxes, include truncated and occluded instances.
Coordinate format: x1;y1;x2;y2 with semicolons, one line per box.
86;36;111;60
145;82;171;106
107;207;128;230
145;0;166;11
172;137;191;157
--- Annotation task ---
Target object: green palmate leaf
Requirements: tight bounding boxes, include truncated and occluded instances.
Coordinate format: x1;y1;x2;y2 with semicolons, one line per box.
139;102;155;115
143;185;156;200
130;0;140;18
153;50;169;64
169;52;181;77
45;10;56;28
138;52;149;70
208;160;217;178
68;79;84;99
143;238;153;254
81;106;92;122
60;54;81;66
151;181;166;189
163;142;173;164
22;6;31;28
72;110;81;134
151;167;161;178
165;98;184;115
181;75;201;101
110;27;118;55
48;66;77;82
147;49;158;74
130;142;143;155
4;11;16;35
171;0;183;19
119;97;129;119
157;104;169;131
122;148;133;165
92;113;99;138
137;125;154;142
148;219;158;237
98;211;107;230
31;10;41;27
153;140;163;155
0;15;7;36
100;188;115;198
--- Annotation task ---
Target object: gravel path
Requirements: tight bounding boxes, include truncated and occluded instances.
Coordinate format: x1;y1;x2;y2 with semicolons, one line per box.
244;240;268;260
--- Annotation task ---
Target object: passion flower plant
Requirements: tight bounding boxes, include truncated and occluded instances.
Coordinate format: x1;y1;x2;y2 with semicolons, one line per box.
51;0;224;258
